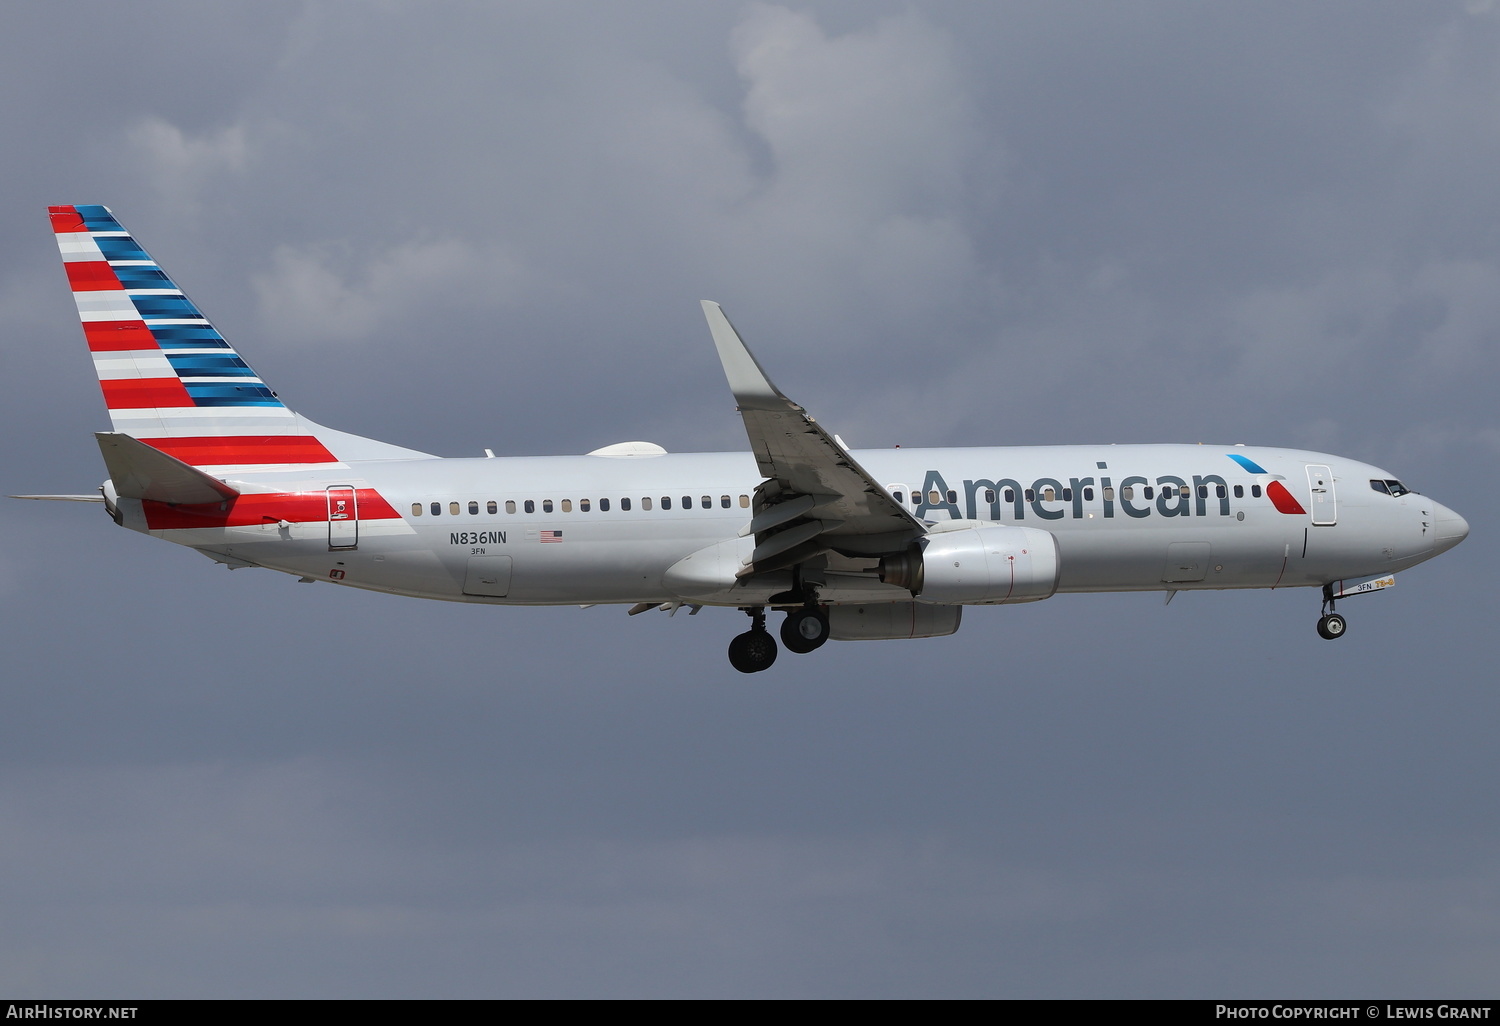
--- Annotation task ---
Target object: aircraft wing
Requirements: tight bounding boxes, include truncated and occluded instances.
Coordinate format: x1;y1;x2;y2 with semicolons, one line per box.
701;301;925;576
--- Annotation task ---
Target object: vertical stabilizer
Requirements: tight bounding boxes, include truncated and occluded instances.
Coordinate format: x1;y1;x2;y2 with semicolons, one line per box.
49;205;430;471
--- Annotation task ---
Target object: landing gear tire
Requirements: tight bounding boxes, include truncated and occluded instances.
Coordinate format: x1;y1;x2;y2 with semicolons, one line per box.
1316;612;1347;640
728;629;778;673
780;608;830;654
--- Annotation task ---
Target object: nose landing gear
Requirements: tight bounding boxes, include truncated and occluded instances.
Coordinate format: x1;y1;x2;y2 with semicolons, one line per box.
1316;612;1346;639
1316;584;1347;640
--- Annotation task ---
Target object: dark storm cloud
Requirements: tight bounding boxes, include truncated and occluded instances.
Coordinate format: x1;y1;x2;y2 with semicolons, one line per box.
1;0;1496;997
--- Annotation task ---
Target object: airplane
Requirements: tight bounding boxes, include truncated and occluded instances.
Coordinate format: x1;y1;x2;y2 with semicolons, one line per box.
17;204;1470;673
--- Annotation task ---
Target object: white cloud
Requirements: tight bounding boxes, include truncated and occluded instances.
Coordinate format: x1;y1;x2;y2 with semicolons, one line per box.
719;6;990;344
124;116;252;209
253;237;530;344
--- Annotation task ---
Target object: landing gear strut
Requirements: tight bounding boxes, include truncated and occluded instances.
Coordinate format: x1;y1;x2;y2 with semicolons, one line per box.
1316;584;1347;640
728;607;778;673
780;605;830;654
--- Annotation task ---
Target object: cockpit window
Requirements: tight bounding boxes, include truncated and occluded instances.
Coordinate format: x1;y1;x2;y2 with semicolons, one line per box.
1386;479;1410;497
1370;479;1391;495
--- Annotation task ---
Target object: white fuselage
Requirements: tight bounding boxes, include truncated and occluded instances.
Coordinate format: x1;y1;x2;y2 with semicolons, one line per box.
111;443;1464;608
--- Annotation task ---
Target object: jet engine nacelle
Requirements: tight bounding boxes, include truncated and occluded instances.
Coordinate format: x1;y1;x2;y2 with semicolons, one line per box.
828;602;961;640
880;522;1060;604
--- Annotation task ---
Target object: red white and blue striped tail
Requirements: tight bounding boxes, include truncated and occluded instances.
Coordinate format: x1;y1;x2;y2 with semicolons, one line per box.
50;205;429;471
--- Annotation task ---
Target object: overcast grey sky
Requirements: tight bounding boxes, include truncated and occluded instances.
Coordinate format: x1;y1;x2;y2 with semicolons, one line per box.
1;1;1496;998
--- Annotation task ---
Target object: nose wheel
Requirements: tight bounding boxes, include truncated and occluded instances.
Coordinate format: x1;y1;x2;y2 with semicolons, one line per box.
1316;612;1346;640
1316;585;1347;640
728;607;778;673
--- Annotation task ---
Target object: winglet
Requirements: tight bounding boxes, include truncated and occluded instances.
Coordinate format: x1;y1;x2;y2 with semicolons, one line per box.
700;301;789;411
96;432;240;504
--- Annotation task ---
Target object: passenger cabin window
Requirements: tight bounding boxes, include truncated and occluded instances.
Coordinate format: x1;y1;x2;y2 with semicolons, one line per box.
1179;485;1190;498
721;495;730;508
682;496;692;509
1197;486;1208;499
412;503;423;516
702;495;712;508
1251;485;1262;498
1216;485;1226;499
542;500;553;513
1143;486;1154;500
431;502;441;516
662;496;672;510
599;498;610;511
561;499;572;512
947;490;957;504
621;498;631;511
1102;487;1114;501
580;499;591;512
1121;486;1133;500
929;490;941;504
984;489;996;503
488;501;498;514
642;497;652;510
1025;489;1036;502
449;502;460;515
469;501;479;515
893;491;905;503
524;500;535;513
1004;488;1015;503
1233;485;1243;498
506;500;517;513
1062;488;1073;502
1084;487;1095;501
1043;488;1056;502
739;495;750;508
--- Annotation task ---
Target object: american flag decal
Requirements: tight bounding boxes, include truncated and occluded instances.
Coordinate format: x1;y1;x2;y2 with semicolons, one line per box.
540;530;563;543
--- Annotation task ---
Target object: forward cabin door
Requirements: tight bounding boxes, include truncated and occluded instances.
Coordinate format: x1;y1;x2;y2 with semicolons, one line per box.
1306;465;1336;526
327;486;359;550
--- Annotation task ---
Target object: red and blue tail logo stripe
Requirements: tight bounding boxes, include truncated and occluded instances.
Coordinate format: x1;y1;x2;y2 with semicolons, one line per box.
50;204;338;468
1226;453;1307;515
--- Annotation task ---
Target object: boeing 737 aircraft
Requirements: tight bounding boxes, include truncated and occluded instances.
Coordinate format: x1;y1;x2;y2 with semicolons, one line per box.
20;205;1470;672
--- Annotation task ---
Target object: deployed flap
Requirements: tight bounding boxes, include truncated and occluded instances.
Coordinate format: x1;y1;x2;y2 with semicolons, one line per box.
96;432;240;504
700;302;923;567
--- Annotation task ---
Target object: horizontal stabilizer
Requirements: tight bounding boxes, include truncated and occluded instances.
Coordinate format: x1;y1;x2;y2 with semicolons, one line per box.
10;493;105;502
96;432;240;504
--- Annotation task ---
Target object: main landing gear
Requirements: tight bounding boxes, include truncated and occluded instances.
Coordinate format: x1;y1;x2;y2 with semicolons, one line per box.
780;605;830;654
727;603;832;673
1316;584;1347;640
728;608;778;673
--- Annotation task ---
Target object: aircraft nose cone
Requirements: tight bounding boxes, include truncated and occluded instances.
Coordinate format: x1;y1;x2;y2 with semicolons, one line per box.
1431;502;1470;555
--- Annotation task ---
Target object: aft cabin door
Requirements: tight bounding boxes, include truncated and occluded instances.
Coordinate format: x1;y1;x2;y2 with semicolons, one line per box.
327;486;358;550
1306;465;1336;526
